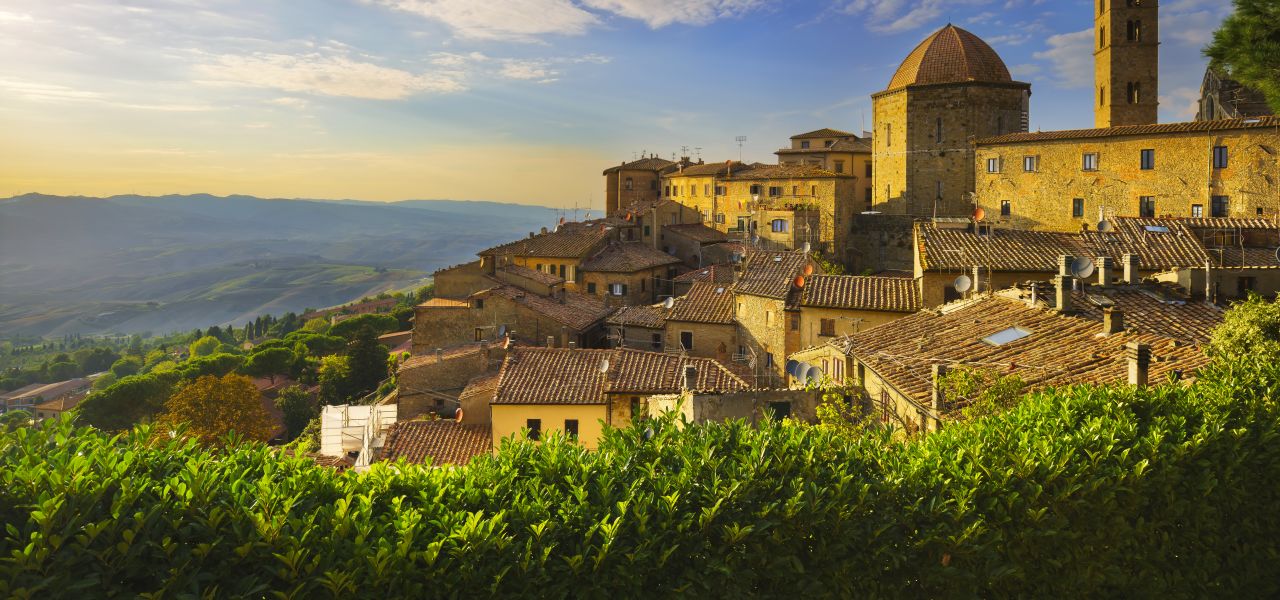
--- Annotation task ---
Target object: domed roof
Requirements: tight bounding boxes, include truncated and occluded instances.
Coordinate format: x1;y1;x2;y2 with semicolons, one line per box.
887;25;1013;90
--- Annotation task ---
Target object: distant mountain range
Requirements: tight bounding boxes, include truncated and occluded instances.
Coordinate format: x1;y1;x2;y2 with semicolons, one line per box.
0;193;563;337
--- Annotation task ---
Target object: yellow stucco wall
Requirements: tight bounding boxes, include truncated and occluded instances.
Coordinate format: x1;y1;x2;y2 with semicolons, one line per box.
795;306;911;350
491;404;609;450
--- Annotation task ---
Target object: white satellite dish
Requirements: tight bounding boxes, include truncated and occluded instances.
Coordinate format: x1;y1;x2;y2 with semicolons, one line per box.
954;275;973;293
662;297;675;310
801;242;811;253
1070;257;1096;279
805;365;822;385
497;324;507;336
1096;220;1113;233
1274;246;1280;265
599;359;609;373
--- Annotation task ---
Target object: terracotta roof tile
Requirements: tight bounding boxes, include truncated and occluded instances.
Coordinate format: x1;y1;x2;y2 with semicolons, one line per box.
673;264;735;284
734;251;813;299
665;161;747;178
607;350;748;394
667;282;735;324
606;305;668;329
664;223;728;243
801;275;922;312
887;25;1017;91
976;116;1280;145
498;263;565;286
580;242;682;273
419;298;470;309
494;347;746;405
790;128;856;139
459;371;501;401
842;295;1210;412
602;156;676;175
479;221;610;259
916;222;1213;272
723;164;845;180
477;284;612;331
400;343;489;369
381;420;492;466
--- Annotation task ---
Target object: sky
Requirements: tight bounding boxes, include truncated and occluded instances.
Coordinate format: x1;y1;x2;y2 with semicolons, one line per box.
0;0;1234;209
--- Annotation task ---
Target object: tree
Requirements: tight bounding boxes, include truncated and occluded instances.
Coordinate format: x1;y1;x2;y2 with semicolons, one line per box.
317;355;353;405
346;326;389;399
0;409;32;431
303;318;330;333
328;314;398;340
940;366;1027;421
177;353;245;380
110;355;143;378
91;372;117;391
156;374;275;446
189;336;220;357
274;385;317;442
46;360;78;381
77;372;178;431
243;347;296;384
1205;0;1280;112
1210;293;1280;358
73;347;119;374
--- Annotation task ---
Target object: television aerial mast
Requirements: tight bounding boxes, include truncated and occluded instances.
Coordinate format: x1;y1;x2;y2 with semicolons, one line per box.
735;136;747;162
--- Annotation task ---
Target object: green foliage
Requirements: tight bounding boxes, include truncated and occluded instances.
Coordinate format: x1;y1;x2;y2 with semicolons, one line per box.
328;314;398;340
1205;0;1280;112
188;335;220;357
90;372;117;391
0;410;32;431
44;360;78;381
303;317;330;333
76;372;178;431
939;366;1027;420
175;353;245;380
243;347;296;383
285;332;346;356
274;385;318;442
345;327;389;399
317;355;353;405
4;354;1280;597
1209;293;1280;358
109;355;143;378
810;251;845;275
72;347;119;374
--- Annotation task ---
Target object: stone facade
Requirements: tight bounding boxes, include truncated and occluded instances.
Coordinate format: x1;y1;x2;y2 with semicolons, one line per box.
580;268;666;306
1094;0;1158;128
647;389;823;425
794;305;910;351
397;345;502;420
733;293;788;386
434;260;489;299
973;120;1280;232
663;320;738;362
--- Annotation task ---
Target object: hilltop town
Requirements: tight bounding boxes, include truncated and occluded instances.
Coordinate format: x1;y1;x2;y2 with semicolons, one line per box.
307;3;1279;468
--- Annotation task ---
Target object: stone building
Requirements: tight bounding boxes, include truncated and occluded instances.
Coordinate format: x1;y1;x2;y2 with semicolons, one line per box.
973;116;1280;230
775;128;875;212
578;241;682;306
793;274;922;350
871;24;1030;217
1094;0;1158;128
665;281;739;362
731;250;819;386
602;155;690;217
1197;68;1273;122
662;223;728;268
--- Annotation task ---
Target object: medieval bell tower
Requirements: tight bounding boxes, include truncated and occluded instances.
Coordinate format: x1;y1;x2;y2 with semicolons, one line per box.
1095;0;1159;128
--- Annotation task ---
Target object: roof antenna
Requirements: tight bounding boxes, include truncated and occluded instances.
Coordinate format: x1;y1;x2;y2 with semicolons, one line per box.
735;136;747;162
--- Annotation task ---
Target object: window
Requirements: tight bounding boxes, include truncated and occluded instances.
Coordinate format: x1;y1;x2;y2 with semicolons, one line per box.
587;282;597;295
643;225;651;237
1192;204;1204;218
1127;19;1141;42
714;213;725;224
624;177;633;190
1083;153;1099;171
800;140;810;149
1100;86;1106;106
1213;146;1229;169
986;157;1001;173
935;181;944;200
566;265;575;283
1099;26;1106;49
715;185;726;196
982;326;1032;346
791;185;798;196
1073;198;1085;218
474;299;484;310
664;185;670;197
1212;195;1230;217
1127;82;1141;104
864;188;873;205
564;419;578;439
790;314;800;331
765;353;774;368
1140;196;1156;218
886;123;892;147
768;402;790;420
865;163;873;178
1238;277;1257;297
771;219;788;233
936;117;943;142
690;185;697;197
820;318;836;337
811;185;817;196
474;327;484;342
749;184;762;196
704;184;711;196
834;160;845;173
609;283;628;296
679;331;693;350
1140;149;1154;170
768;186;782;197
651;333;662;351
824;140;834;148
526;419;542;441
1000;200;1011;217
1023;156;1038;172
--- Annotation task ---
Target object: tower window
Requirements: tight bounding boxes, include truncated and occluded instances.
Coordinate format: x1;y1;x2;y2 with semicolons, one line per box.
1126;20;1141;42
1127;82;1141;104
1100;86;1106;106
1099;26;1106;49
1140;196;1156;218
624;177;633;190
1140;149;1155;170
936;117;943;143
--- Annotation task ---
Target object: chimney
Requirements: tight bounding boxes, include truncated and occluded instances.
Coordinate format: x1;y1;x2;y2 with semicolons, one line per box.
1096;257;1114;288
1027;282;1038;308
1123;253;1141;285
568;341;577;349
1058;255;1074;277
1126;342;1151;387
1204;260;1214;302
546;335;556;348
1055;275;1072;313
528;232;535;239
435;348;444;362
559;288;567;304
971;266;982;295
931;363;949;418
682;365;698;391
1102;308;1125;335
540;226;548;235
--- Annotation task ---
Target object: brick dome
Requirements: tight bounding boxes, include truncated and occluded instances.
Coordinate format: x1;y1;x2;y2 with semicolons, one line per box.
887;25;1013;90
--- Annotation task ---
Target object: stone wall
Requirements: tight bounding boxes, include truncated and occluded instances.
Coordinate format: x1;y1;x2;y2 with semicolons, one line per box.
434;260;488;299
648;389;824;425
662;320;738;362
606;168;662;216
795;306;912;350
580;268;663;306
734;293;788;386
397;346;500;420
973;126;1280;232
1094;0;1159;128
412;305;471;353
846;213;915;274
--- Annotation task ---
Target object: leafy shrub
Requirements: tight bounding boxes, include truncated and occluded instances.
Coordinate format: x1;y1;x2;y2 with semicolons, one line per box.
328;314;398;340
75;371;179;431
3;351;1280;598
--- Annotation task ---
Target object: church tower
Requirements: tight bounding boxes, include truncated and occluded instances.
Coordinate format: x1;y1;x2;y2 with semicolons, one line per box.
1095;0;1159;128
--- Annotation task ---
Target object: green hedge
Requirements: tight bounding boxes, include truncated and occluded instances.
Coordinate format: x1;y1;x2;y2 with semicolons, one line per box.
2;357;1279;598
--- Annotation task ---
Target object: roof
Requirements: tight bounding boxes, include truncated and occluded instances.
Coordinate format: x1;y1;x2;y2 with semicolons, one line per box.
734;251;813;299
5;379;90;402
606;305;668;329
419;297;470;309
790;128;856;139
31;391;87;412
667;282;736;324
579;242;682;273
665;161;746;178
801;275;922;313
401;343;490;369
998;283;1224;345
476;284;612;331
663;223;728;244
0;383;46;401
842;295;1210;412
603;156;676;175
479;221;610;259
776;137;872;155
722;164;844;180
673;264;735;284
459;371;501;401
887;25;1016;91
976;116;1280;145
380;420;492;466
915;222;1213;272
493;347;746;405
498;263;564;286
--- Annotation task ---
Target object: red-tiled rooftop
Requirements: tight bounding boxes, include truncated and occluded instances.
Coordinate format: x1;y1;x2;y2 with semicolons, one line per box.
580;242;682;273
663;223;728;243
886;24;1018;91
801;275;922;313
667;282;735;324
479;221;610;259
381;420;492;466
976;116;1280;145
493;347;747;405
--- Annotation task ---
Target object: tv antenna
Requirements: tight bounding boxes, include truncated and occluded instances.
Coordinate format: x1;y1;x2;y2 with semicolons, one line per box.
735;136;747;162
694;147;702;161
680;145;689;157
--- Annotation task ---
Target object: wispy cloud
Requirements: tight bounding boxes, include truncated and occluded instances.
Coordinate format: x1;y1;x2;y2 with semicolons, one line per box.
839;0;992;33
197;53;466;100
1032;28;1093;88
361;0;599;41
581;0;767;28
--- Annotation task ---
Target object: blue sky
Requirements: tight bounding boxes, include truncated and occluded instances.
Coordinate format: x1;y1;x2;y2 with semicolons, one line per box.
0;0;1233;208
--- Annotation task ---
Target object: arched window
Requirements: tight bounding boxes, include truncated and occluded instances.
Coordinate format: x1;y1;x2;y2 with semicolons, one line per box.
1099;26;1106;49
935;117;943;143
1100;86;1106;106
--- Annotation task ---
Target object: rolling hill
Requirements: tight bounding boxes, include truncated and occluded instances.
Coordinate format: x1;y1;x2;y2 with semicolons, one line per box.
0;194;561;337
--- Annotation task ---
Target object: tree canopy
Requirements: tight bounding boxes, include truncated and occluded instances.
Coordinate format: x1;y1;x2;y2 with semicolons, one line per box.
156;374;275;445
1205;0;1280;112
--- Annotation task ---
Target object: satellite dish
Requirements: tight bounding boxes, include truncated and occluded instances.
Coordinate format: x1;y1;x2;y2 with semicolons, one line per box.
973;207;986;222
1070;257;1096;279
455;407;464;423
599;359;610;374
801;241;812;253
795;362;812;380
662;297;675;310
1096;220;1113;233
1275;246;1280;264
954;275;973;293
497;324;507;336
794;276;806;288
785;359;800;377
805;365;823;384
802;264;814;277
